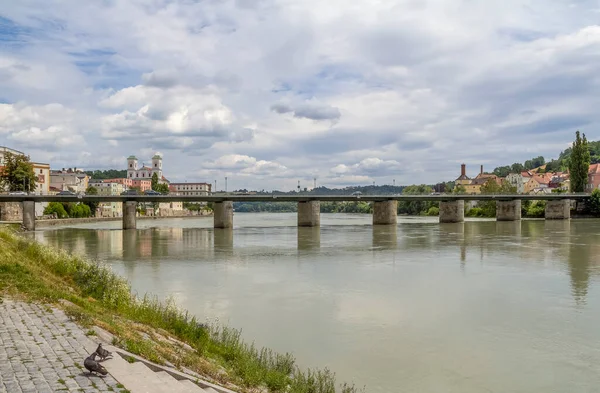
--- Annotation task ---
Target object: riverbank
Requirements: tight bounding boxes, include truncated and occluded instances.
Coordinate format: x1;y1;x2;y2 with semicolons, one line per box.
0;226;363;393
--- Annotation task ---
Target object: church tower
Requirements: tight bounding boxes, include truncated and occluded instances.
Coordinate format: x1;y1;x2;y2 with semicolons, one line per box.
127;156;138;179
152;153;163;181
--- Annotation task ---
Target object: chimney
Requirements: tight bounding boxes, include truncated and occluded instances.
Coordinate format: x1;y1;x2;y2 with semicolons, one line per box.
461;164;466;177
480;165;483;175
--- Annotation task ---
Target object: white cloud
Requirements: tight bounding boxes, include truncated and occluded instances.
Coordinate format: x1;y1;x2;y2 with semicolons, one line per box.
1;1;600;189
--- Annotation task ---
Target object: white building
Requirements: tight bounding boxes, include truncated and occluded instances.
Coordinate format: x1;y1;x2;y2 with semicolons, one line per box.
127;153;168;183
169;182;212;196
505;173;527;194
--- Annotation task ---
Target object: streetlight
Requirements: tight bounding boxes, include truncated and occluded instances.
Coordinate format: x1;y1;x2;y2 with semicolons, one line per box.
214;180;217;193
225;177;228;193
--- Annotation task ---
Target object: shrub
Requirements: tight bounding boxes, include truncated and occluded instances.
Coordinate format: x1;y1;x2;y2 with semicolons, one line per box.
43;202;68;218
425;206;439;216
586;189;600;216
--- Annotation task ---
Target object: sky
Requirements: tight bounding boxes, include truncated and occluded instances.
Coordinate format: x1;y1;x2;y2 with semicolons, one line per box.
1;0;599;191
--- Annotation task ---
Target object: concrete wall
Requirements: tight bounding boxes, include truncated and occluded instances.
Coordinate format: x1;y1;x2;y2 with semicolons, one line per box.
0;202;22;221
373;200;398;225
214;201;233;228
439;200;465;223
496;200;521;221
298;201;320;227
545;199;571;220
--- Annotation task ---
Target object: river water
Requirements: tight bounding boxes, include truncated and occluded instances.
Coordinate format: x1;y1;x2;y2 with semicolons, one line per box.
31;213;600;393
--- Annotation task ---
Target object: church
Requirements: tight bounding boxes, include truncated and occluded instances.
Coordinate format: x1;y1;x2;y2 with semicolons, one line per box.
127;153;169;184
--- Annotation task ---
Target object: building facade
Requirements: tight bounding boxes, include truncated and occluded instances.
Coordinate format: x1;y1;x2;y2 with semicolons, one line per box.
131;179;152;192
88;180;125;217
127;154;168;183
587;164;600;192
50;171;89;194
169;182;212;196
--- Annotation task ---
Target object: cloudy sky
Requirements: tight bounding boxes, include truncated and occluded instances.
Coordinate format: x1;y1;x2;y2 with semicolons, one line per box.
1;0;599;191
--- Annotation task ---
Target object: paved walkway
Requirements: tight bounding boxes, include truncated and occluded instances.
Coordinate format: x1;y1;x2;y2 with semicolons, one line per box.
0;299;123;393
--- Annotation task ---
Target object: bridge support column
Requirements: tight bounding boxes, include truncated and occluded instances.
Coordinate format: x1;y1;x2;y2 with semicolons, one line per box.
123;201;137;230
22;201;35;231
496;200;521;221
439;200;464;223
298;201;320;227
545;199;571;220
373;200;397;225
214;201;233;228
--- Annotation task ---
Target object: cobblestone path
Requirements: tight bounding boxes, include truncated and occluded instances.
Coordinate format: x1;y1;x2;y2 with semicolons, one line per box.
0;299;124;393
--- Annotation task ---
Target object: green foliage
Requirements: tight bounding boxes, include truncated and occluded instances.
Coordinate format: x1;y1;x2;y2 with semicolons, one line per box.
151;172;159;190
0;152;37;193
84;186;99;216
68;204;92;218
154;183;170;194
234;202;297;212
492;166;511;177
43;202;68;218
452;184;466;195
525;201;546;218
524;156;545;170
465;207;487;217
321;201;373;214
397;184;437;215
511;163;525;173
425;206;439;216
569;131;591;192
585;189;600;216
84;169;127;180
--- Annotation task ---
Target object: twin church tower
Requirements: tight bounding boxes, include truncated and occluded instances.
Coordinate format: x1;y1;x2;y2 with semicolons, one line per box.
126;153;167;184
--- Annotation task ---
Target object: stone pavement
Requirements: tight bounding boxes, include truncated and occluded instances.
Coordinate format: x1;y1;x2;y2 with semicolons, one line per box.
0;299;124;393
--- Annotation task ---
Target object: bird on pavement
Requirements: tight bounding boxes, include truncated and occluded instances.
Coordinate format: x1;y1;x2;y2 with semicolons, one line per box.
95;343;112;361
84;352;108;376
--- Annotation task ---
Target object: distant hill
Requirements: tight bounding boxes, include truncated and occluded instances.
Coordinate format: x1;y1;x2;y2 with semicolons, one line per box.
85;169;127;180
493;140;600;176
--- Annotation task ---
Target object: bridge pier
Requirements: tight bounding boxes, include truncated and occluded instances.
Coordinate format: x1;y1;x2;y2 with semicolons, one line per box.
214;201;233;228
373;200;397;225
496;200;521;221
123;201;137;230
439;200;464;223
22;201;35;231
545;199;571;220
298;201;320;227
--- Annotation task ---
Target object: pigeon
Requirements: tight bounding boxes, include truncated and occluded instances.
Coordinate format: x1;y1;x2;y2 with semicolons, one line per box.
95;343;112;361
84;352;108;376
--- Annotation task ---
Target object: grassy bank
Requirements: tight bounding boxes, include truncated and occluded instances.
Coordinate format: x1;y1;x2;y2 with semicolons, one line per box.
0;227;363;393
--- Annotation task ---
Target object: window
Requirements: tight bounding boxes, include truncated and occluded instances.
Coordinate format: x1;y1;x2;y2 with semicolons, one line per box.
130;164;132;168
155;164;157;167
142;173;145;177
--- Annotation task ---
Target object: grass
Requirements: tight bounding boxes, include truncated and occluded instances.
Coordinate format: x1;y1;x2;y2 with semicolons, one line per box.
0;226;364;393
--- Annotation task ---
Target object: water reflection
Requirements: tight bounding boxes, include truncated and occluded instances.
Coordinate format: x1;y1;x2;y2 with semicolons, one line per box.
214;228;233;256
372;225;397;250
297;227;320;251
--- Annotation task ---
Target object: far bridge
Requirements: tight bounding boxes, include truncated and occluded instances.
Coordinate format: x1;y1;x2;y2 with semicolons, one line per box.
0;194;589;231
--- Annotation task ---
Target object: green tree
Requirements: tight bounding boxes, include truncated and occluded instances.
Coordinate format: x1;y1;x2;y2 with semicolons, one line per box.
84;186;99;216
151;172;159;191
492;166;511;177
586;189;600;216
155;183;170;194
452;184;466;195
569;131;591;192
511;163;525;173
0;152;37;193
43;202;68;218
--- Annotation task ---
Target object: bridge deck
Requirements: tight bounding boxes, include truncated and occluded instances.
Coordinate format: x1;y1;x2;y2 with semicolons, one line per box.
0;194;590;203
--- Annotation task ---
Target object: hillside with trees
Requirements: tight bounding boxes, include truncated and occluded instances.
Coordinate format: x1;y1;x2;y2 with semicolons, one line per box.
85;169;127;180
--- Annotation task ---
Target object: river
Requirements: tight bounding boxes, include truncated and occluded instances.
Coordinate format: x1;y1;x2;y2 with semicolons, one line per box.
30;213;600;392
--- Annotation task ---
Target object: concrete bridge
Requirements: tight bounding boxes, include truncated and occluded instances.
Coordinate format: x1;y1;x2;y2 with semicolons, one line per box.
0;194;589;231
